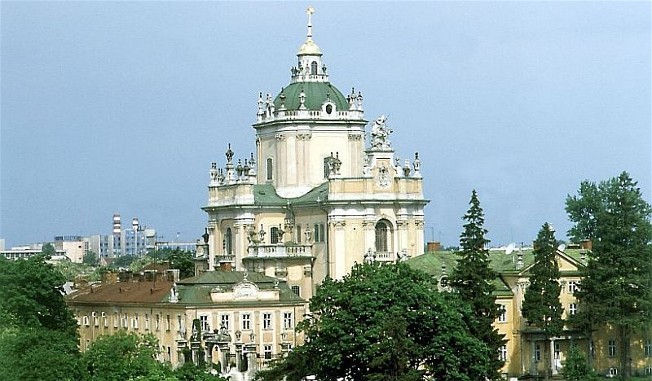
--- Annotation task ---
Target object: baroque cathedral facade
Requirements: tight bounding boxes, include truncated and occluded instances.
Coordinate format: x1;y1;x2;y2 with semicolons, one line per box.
201;8;428;299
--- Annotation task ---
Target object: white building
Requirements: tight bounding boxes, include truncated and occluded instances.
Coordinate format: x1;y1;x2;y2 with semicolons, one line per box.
202;8;428;299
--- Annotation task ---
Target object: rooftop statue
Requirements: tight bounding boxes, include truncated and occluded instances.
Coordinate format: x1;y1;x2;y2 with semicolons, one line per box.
370;115;392;150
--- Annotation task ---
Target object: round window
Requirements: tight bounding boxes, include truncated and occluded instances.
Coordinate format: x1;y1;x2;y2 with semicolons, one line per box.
326;104;333;114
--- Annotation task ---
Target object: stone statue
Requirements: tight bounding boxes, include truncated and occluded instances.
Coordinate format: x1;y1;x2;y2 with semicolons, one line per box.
370;115;392;150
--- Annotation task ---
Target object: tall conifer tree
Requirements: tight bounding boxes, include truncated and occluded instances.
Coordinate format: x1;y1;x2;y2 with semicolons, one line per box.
450;190;505;380
521;222;564;379
566;172;652;378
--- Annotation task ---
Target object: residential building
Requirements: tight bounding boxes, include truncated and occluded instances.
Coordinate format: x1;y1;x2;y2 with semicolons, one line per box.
408;247;652;378
67;269;306;373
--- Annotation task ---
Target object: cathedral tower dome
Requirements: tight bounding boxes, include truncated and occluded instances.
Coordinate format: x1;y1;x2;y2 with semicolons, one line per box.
272;6;349;112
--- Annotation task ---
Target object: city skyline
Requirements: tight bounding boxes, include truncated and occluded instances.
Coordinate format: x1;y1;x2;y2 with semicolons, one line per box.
2;2;650;248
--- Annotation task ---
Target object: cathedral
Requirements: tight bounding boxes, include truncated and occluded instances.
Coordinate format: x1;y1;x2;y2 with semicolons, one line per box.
201;7;428;299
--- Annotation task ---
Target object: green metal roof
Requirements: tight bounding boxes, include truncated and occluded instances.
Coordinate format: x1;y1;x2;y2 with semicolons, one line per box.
253;182;329;207
274;82;349;111
176;271;305;306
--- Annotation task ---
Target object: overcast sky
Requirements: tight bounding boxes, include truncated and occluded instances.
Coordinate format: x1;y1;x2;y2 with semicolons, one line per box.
2;1;650;248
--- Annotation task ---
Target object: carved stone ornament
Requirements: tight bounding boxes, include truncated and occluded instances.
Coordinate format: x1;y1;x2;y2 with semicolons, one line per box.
376;164;390;188
233;280;259;299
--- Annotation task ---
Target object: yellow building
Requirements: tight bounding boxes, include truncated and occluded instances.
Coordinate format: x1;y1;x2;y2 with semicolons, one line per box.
408;247;652;378
67;269;307;375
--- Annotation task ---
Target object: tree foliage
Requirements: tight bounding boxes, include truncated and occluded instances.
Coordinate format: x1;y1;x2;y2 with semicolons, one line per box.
521;223;564;338
81;331;170;381
83;250;100;266
0;255;78;335
561;344;597;381
257;262;493;381
566;172;652;377
0;256;82;380
147;248;196;279
449;190;505;380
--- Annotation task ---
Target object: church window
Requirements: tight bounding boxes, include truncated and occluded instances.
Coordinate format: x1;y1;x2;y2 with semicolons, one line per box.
266;158;273;181
312;223;326;243
375;220;391;253
311;61;318;75
270;227;280;244
225;228;233;255
535;344;541;362
296;225;302;243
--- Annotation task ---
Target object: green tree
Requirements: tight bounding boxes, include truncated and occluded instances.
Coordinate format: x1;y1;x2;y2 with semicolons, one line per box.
257;262;492;381
0;255;78;335
83;250;100;266
522;223;564;379
449;190;506;380
0;327;83;381
561;344;597;381
81;331;170;381
566;172;652;378
147;248;196;279
41;242;56;257
0;256;82;380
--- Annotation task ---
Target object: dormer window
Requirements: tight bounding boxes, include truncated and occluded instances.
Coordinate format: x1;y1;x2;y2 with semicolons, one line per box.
326;104;333;114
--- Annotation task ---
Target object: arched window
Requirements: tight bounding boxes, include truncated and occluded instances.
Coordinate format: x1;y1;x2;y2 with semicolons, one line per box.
311;61;318;75
266;158;273;181
225;228;233;255
375;220;391;253
270;226;280;244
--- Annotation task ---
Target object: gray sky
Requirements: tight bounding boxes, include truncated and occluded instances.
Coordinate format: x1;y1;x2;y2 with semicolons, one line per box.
2;1;650;248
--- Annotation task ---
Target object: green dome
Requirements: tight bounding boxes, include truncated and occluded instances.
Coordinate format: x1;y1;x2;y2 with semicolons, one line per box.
274;82;349;112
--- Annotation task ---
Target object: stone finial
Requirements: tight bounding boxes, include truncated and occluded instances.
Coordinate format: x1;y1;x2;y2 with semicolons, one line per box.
210;162;218;183
225;144;234;164
412;152;421;177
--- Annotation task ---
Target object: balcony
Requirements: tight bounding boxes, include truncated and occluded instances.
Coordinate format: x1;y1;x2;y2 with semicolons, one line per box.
374;251;395;262
244;244;313;260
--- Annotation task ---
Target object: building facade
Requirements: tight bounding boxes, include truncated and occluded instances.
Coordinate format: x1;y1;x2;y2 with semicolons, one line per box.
408;246;652;378
202;8;428;300
67;269;306;375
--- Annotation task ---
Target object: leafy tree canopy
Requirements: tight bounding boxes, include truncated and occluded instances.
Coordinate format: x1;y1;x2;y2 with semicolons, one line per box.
147;248;196;279
257;262;492;381
0;255;78;335
81;331;170;381
83;251;100;266
566;171;652;378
